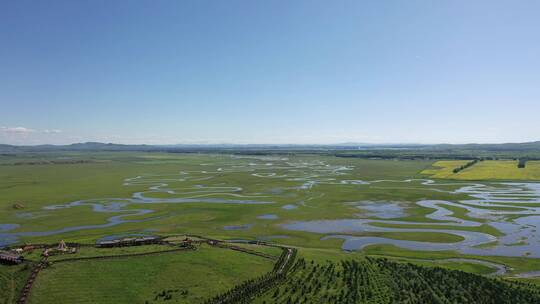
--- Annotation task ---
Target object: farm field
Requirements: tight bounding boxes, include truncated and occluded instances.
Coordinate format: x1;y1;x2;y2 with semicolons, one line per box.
423;160;540;180
1;152;540;303
252;257;540;303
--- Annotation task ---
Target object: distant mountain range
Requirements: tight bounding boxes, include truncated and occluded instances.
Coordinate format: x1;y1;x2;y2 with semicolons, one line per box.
1;141;540;153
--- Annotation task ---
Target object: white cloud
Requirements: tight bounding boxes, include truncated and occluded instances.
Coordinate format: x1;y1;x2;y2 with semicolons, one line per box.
0;126;36;134
43;129;62;134
0;126;63;135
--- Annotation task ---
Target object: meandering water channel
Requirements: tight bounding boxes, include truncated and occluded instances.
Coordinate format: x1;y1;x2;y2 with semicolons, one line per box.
1;158;539;276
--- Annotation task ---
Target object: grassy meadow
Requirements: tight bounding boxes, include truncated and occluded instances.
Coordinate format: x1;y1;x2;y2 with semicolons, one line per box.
2;151;540;303
1;152;445;247
0;263;32;304
28;244;274;304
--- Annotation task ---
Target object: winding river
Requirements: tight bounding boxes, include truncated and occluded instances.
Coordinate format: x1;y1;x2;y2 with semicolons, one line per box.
1;157;540;273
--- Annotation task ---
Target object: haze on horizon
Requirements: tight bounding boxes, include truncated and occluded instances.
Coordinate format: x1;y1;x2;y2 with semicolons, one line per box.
1;1;539;146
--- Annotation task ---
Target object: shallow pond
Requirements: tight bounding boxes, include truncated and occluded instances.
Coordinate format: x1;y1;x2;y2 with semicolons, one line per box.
282;182;540;258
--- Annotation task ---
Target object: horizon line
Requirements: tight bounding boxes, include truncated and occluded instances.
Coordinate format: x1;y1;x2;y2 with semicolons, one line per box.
2;140;540;147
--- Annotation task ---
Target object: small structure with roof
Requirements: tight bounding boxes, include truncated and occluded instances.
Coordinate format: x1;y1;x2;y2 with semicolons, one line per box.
181;237;192;247
42;240;77;257
57;240;68;252
96;235;162;248
0;251;24;265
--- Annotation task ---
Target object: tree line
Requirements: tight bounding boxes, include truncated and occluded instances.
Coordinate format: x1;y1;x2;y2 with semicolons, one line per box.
453;159;482;174
203;247;297;304
253;257;540;304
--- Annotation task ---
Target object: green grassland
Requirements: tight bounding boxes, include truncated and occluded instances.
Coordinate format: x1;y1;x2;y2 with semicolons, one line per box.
44;244;179;262
2;152;540;303
0;152;532;253
0;263;32;304
28;244;274;304
1;153;452;247
362;244;540;275
423;160;540;180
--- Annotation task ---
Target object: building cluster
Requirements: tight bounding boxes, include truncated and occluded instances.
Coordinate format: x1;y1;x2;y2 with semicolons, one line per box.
95;236;162;248
43;240;77;257
0;250;24;265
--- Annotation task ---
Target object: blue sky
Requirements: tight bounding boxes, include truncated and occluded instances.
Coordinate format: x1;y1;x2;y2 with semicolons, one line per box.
1;1;539;145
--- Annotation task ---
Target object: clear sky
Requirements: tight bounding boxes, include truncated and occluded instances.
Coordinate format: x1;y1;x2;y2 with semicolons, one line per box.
1;1;539;145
